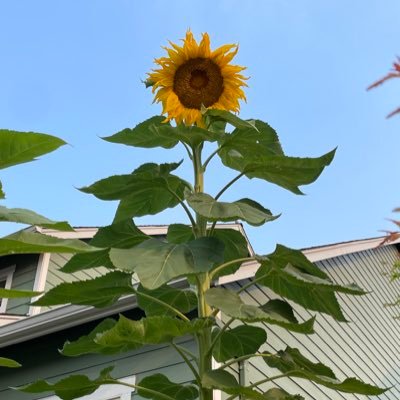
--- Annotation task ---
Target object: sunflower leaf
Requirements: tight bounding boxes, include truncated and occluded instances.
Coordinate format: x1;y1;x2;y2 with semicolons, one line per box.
205;288;315;334
0;206;73;231
186;192;278;226
0;130;66;170
204;109;257;130
255;245;366;321
16;367;117;400
0;357;21;368
110;237;224;289
265;347;389;395
33;271;135;308
102;116;179;149
137;374;198;400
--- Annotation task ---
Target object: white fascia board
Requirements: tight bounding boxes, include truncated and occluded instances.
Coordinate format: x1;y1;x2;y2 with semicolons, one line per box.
0;295;137;348
218;236;399;285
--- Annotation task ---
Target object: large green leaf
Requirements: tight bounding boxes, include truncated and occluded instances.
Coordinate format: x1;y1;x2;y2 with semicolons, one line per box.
0;231;96;256
265;347;389;395
205;288;314;334
33;271;135;308
255;245;366;321
137;374;198;400
211;228;249;277
0;288;40;298
203;109;257;130
95;315;213;353
217;120;335;194
62;319;117;357
110;237;224;289
0;181;4;199
0;130;66;170
0;357;21;368
103;116;223;149
81;163;190;221
202;370;266;400
263;388;305;400
167;224;195;244
186;192;278;226
16;367;117;400
103;116;179;149
90;219;148;248
0;206;73;231
212;325;266;362
60;249;114;273
220;120;284;157
137;284;197;317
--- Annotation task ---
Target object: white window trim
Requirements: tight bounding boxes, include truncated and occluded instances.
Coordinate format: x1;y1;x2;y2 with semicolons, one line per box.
29;253;51;316
0;265;16;313
40;375;135;400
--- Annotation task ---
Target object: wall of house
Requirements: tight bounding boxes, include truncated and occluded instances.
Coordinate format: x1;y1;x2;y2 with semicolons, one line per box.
0;310;199;400
223;244;400;399
1;254;39;315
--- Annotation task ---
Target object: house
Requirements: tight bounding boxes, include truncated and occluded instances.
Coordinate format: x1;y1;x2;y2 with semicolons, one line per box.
0;224;399;400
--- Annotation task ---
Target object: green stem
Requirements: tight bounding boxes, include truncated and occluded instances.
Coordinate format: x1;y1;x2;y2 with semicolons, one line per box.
107;381;175;400
214;171;245;200
166;186;197;230
205;317;235;358
132;289;190;322
192;144;213;400
181;142;193;160
170;342;201;384
217;353;272;370
209;257;256;281
202;147;220;171
236;270;271;294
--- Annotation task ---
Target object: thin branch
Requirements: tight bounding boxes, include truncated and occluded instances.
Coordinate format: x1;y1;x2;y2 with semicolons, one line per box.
204;317;235;358
181;141;193;160
209;257;256;280
132;288;190;322
202;147;220;171
107;380;176;400
165;186;197;229
217;353;272;370
236;270;271;294
247;372;292;389
170;342;201;384
215;171;245;200
224;373;291;400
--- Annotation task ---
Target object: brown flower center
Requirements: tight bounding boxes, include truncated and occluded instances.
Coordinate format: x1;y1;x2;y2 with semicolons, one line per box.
173;58;224;109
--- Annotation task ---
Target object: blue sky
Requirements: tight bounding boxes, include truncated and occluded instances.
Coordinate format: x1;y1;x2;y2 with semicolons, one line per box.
0;0;399;253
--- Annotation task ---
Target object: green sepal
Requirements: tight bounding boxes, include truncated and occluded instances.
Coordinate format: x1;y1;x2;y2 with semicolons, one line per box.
33;271;135;308
137;374;198;400
205;288;314;334
255;244;366;321
265;347;389;395
16;366;116;400
110;237;224;289
0;129;66;170
186;192;278;226
137;284;197;317
0;206;73;231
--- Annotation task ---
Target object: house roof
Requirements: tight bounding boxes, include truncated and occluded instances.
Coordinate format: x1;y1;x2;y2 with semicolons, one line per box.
0;225;398;348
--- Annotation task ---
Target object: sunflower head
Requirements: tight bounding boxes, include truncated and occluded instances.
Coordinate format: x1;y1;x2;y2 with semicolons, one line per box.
147;31;247;126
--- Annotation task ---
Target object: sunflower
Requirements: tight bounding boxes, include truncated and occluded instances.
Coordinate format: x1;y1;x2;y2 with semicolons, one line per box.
147;31;247;126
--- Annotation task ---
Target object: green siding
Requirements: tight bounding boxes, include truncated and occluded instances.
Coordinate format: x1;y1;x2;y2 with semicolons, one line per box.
1;254;38;315
224;244;400;399
0;326;197;399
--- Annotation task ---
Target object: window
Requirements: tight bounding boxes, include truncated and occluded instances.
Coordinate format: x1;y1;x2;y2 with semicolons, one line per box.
40;375;135;400
0;265;16;313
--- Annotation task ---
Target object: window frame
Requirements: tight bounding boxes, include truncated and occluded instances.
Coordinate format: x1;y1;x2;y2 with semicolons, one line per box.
0;265;16;313
39;375;136;400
